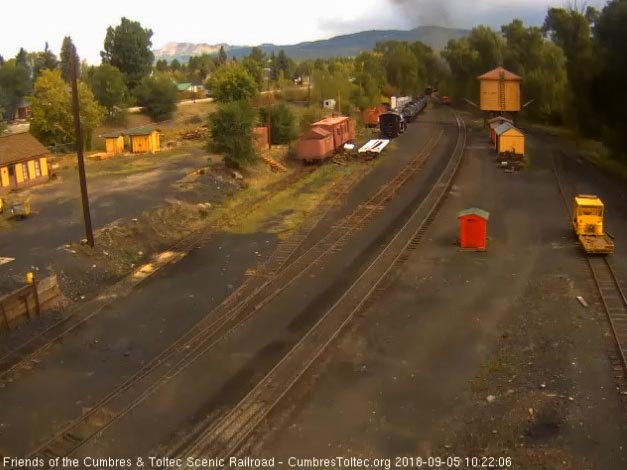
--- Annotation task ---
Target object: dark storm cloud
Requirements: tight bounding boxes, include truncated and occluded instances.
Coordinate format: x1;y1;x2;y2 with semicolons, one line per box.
317;0;610;35
389;0;453;27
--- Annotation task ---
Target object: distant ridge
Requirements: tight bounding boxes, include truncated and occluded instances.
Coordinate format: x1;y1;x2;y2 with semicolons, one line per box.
153;25;469;62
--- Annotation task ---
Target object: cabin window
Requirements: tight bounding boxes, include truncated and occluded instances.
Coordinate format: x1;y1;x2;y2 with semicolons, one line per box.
21;163;29;180
580;206;601;216
34;159;42;177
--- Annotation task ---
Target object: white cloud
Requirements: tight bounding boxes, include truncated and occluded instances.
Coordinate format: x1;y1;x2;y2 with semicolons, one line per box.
0;0;609;63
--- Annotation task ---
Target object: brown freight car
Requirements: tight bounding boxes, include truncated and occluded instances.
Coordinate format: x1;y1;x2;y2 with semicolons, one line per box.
296;116;356;162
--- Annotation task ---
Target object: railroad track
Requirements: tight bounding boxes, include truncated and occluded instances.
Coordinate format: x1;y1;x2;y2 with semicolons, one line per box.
160;114;466;467
0;167;314;383
20;125;445;464
551;152;627;379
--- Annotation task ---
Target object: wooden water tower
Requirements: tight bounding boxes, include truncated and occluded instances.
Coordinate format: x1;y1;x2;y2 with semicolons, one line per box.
477;67;522;119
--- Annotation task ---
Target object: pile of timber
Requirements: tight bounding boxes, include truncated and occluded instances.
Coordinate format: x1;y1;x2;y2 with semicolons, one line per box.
261;155;287;172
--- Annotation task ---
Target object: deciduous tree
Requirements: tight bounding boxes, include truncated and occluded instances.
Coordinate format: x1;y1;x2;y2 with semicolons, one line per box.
208;62;258;102
29;69;103;149
134;74;178;122
208;100;257;166
101;17;154;91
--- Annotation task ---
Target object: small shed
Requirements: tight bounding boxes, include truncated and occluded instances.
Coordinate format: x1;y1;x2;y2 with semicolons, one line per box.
127;127;161;154
487;116;514;144
477;67;522;112
103;131;125;155
458;208;490;251
495;124;524;156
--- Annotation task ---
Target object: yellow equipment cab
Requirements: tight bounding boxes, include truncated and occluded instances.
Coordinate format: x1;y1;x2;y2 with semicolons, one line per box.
573;195;614;254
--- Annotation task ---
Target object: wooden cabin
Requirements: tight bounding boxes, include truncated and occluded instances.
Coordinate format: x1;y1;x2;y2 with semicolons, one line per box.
477;67;522;113
0;133;49;191
127;127;161;154
495;123;525;156
103;131;125;155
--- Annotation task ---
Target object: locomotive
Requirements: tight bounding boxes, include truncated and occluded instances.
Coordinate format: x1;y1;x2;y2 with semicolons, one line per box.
379;111;407;138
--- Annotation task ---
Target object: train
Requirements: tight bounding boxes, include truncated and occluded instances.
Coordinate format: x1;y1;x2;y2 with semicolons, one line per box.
401;96;427;122
379;96;427;138
379;111;407;138
573;194;614;254
295;116;356;162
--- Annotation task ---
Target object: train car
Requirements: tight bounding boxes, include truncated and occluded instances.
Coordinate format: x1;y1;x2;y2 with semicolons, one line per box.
296;116;355;162
379;112;407;138
363;104;390;128
573;195;614;254
401;96;427;122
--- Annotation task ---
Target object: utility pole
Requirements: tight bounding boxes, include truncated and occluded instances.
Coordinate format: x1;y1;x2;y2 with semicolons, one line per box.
70;51;94;247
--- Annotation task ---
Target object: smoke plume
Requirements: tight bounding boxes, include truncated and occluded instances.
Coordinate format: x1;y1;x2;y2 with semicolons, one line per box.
389;0;454;28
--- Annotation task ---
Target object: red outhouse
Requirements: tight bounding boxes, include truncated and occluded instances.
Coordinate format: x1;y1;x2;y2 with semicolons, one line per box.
458;208;490;250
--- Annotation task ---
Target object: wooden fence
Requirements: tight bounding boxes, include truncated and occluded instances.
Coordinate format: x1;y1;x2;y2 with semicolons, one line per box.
0;275;61;330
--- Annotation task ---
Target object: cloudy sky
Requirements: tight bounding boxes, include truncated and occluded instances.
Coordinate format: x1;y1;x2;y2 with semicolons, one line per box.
1;0;609;63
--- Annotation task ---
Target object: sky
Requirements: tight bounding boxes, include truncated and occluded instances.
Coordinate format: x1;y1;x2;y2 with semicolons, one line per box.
1;0;609;64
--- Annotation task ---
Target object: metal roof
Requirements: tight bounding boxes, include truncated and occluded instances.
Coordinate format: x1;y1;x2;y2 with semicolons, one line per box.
477;67;522;81
0;132;49;165
126;126;159;136
575;195;604;207
458;208;490;220
102;131;124;139
495;122;521;136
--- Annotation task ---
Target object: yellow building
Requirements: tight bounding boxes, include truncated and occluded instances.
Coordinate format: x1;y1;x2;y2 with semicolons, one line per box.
128;127;161;154
103;132;125;155
495;123;525;155
477;67;522;112
0;132;50;191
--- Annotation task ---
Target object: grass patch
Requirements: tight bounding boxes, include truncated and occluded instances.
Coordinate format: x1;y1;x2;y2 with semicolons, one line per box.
210;162;360;236
524;122;627;181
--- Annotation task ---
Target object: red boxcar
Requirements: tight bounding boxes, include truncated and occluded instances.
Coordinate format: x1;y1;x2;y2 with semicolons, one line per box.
458;208;490;250
296;116;355;161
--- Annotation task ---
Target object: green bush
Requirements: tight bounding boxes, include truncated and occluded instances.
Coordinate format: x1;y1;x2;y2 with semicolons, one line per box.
208;100;257;167
299;106;324;133
134;74;178;122
259;102;299;145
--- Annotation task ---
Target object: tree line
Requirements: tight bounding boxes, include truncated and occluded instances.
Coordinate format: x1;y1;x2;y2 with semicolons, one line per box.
1;1;626;162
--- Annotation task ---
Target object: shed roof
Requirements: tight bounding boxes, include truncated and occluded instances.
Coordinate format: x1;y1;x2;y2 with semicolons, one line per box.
126;126;159;136
494;122;516;136
458;208;490;220
487;116;514;125
496;124;524;137
177;82;192;91
477;67;522;81
0;132;49;165
103;131;124;139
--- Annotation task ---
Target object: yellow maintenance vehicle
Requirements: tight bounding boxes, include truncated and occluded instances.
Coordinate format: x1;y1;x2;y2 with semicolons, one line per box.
573;195;614;254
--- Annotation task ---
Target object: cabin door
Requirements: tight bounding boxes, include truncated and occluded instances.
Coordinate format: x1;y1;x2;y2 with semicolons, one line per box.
8;165;17;189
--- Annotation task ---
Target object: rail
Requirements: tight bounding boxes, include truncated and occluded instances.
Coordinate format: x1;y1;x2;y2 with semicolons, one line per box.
162;114;466;466
22;124;446;464
551;153;627;377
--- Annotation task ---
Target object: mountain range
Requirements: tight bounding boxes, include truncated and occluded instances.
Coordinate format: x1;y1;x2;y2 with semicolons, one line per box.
153;25;469;62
